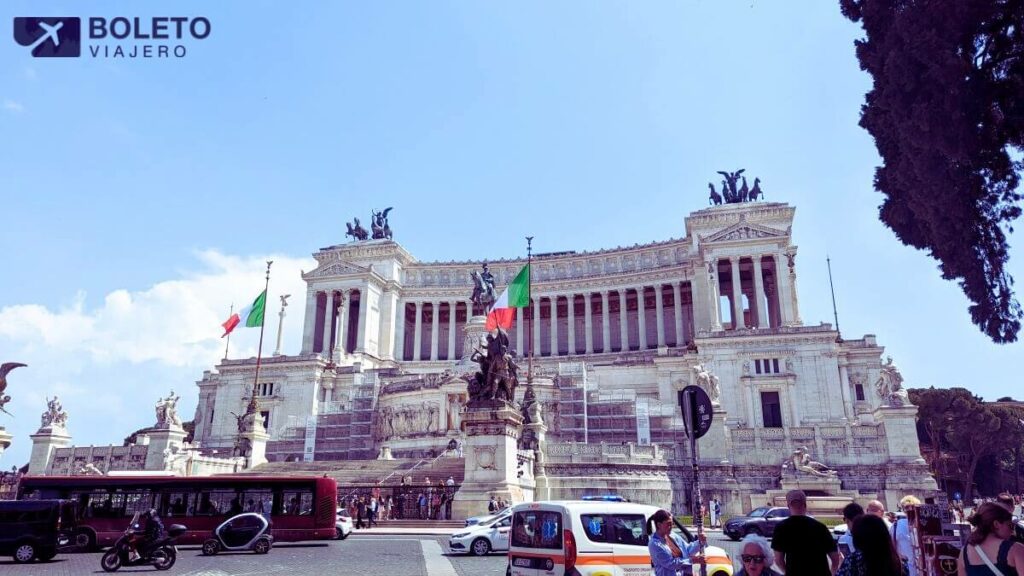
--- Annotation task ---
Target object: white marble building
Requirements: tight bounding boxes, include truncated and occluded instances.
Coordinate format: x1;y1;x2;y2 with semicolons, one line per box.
190;200;936;513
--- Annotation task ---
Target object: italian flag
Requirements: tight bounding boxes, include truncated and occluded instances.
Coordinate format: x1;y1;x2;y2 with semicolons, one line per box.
485;264;530;331
221;290;268;337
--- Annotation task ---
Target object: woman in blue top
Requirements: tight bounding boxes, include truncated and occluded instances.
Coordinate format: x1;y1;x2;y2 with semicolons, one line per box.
648;509;705;576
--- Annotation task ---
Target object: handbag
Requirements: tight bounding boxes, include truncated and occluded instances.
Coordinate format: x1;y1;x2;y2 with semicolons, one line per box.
974;544;1003;576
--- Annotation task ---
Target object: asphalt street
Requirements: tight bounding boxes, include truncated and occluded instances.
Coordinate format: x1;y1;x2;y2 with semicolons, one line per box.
1;533;747;576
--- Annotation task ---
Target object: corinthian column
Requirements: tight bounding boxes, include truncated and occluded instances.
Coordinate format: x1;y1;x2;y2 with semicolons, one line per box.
583;293;593;354
430;301;440;361
637;287;647;350
731;258;744;329
550;297;559;356
413;301;423;361
447;301;457;360
672;282;683;346
654;284;665;347
334;290;348;357
601;291;611;353
619;290;629;350
567;294;576;354
321;291;334;355
753;256;768;328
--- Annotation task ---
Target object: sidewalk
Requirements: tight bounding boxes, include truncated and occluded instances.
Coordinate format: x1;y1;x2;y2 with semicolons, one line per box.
350;526;459;536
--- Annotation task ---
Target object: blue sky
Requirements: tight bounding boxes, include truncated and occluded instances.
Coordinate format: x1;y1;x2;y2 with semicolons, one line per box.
0;1;1019;466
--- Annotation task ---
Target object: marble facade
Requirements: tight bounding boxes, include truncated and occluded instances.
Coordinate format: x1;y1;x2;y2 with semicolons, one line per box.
190;201;936;513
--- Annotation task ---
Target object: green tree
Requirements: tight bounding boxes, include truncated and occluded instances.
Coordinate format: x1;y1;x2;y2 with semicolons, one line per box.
909;387;977;477
840;0;1024;343
945;397;1004;501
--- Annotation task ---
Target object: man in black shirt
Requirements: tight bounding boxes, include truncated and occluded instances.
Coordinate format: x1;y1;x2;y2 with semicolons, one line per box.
772;489;841;575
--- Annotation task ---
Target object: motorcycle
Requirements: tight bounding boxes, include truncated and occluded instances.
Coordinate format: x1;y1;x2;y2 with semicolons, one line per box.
100;512;187;572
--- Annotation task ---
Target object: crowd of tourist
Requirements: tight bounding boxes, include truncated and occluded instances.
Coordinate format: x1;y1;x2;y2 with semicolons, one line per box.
341;475;459;528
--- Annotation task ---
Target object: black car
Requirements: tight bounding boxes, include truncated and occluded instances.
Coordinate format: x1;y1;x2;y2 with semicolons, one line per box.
723;506;790;540
0;499;76;563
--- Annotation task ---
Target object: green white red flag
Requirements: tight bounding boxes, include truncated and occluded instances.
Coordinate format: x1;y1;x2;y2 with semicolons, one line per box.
486;264;530;331
221;290;267;337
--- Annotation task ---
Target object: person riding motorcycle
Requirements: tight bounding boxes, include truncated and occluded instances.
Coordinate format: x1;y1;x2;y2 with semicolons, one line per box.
128;509;166;562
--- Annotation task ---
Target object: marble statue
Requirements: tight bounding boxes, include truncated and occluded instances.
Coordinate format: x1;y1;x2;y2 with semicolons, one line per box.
79;462;104;476
0;362;26;416
692;363;721;404
155;390;182;429
40;396;68;430
784;446;837;478
875;356;909;407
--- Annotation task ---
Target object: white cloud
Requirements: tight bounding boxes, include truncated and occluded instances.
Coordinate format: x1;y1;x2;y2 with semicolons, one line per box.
3;100;24;114
0;250;316;466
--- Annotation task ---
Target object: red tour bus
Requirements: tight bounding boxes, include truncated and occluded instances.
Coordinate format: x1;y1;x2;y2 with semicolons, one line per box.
18;475;337;548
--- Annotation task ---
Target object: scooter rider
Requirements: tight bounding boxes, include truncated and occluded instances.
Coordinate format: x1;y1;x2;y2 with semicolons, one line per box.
129;509;166;562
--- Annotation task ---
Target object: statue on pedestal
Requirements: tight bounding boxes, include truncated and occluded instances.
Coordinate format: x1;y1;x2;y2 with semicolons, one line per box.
371;207;393;240
40;396;68;430
465;327;519;403
691;363;721;405
0;362;26;416
783;446;837;478
470;262;497;314
155;390;183;429
875;356;909;407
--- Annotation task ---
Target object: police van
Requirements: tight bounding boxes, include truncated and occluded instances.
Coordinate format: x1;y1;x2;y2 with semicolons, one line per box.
507;500;732;576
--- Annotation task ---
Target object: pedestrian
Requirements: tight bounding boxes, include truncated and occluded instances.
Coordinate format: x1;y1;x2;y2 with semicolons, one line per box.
368;495;378;527
957;501;1024;575
648;509;706;576
837;514;906;576
418;492;427;519
736;533;782;576
431;490;441;520
488;495;498;514
771;489;840;575
385;495;393;521
444;489;453;520
891;495;920;575
866;499;892;529
711;497;722;528
446;475;455;487
838;502;864;557
356;497;365;529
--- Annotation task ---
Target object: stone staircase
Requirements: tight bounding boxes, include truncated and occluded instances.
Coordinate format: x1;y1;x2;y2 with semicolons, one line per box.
243;456;465;487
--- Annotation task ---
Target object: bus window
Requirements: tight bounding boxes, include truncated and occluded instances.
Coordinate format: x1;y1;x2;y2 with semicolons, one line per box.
81;490;114;518
282;491;313;515
162;492;191;518
244;490;272;515
122;491;155;518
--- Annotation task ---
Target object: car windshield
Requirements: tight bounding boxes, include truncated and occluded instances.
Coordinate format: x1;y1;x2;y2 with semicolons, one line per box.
748;507;769;517
482;513;510;527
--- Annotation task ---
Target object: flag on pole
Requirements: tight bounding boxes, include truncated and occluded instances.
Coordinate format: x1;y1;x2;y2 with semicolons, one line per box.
221;290;268;337
486;265;530;331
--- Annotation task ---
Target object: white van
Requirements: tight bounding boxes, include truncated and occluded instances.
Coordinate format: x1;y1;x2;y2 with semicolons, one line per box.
506;501;733;576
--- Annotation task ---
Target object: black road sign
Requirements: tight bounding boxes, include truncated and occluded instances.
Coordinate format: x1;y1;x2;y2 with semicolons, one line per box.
678;385;713;440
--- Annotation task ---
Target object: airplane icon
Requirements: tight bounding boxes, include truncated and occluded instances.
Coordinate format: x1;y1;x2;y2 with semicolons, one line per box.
26;21;63;51
12;17;81;57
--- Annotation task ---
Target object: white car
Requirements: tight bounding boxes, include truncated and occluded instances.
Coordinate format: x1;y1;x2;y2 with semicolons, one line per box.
465;506;511;527
336;509;354;540
449;511;511;555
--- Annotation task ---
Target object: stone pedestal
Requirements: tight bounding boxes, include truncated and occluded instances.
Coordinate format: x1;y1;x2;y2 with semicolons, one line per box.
29;426;72;475
874;405;928;463
453;400;524;519
460;315;489;362
242;412;269;469
144;426;187;471
0;427;11;460
698;406;730;464
768;475;864;516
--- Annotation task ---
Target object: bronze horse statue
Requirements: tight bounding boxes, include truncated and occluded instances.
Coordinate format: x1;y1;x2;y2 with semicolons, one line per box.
345;218;369;241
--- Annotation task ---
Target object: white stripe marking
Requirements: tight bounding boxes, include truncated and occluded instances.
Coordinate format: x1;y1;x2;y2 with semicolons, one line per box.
421;539;459;576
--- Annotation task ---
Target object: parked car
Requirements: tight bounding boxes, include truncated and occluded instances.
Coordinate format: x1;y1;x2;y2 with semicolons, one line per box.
0;499;76;563
335;509;353;540
465;506;510;527
450;510;512;555
723;506;790;541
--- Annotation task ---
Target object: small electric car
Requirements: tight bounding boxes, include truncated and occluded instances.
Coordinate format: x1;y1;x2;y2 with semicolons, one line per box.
201;513;273;555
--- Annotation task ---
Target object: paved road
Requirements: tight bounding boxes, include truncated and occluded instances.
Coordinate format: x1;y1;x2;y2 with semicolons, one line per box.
2;533;746;576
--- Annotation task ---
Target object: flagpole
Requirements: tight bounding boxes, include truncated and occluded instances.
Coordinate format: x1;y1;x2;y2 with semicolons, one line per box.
525;237;534;387
246;261;273;420
224;303;234;360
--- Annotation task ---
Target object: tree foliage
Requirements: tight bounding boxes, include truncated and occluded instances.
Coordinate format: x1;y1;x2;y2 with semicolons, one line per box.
911;387;1023;500
840;0;1024;343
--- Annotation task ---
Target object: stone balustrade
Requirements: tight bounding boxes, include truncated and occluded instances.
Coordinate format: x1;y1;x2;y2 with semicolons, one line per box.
545;442;666;464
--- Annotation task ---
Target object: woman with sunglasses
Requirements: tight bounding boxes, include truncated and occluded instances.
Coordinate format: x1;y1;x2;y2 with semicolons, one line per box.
649;509;706;576
736;534;781;576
